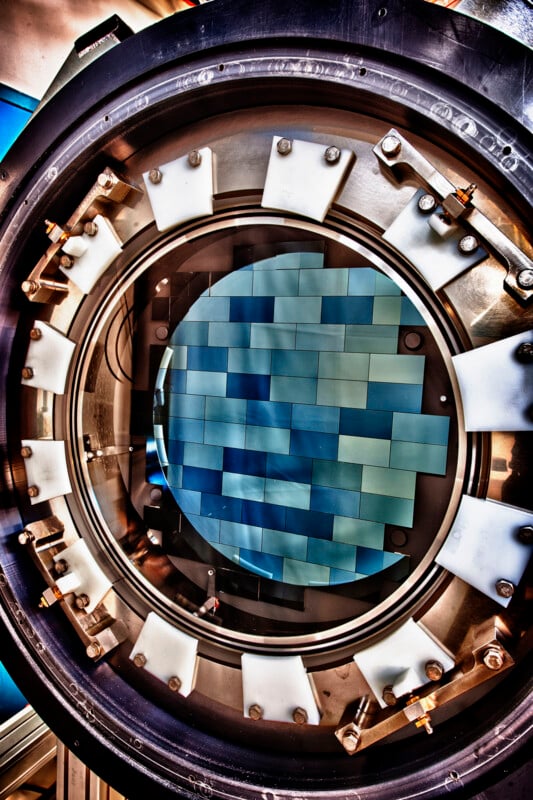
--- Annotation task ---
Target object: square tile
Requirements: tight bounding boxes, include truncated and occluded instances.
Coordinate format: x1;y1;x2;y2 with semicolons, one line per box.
310;485;360;517
187;346;228;372
400;295;426;325
373;296;402;325
348;268;376;296
171;345;188;369
168;417;204;444
227;372;271;400
205;396;247;424
223;447;267;477
339;408;393;439
186;370;227;397
283;558;330;585
345;324;399;354
208;322;251;348
291;404;340;434
296;323;345;352
222;472;265;502
360;492;414;527
183;465;222;494
262;529;308;560
246;400;292;428
285;507;333;539
174;488;202;514
250;322;296;350
374;273;401;296
271;349;319;378
168;369;186;393
210;269;253;296
175;321;209;346
204;420;246;449
338;435;391;467
228;347;272;375
186;296;230;322
201;493;242;523
220;520;262;550
321;296;373;324
367;382;422;413
299;268;349;296
270;375;317;404
266;453;313;483
355;546;384;574
317;378;368;408
241;499;286;530
230;296;275;323
392;412;450;445
307;538;357;571
183;442;224;470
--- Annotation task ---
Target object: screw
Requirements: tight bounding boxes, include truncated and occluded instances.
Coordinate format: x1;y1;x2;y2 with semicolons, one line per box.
29;327;42;340
292;707;308;725
342;728;360;754
27;485;39;498
324;145;341;164
22;280;38;295
381;135;401;157
425;660;444;682
97;173;114;190
168;676;182;692
188;149;202;168
495;579;515;599
277;138;292;156
418;193;437;214
75;593;90;609
382;685;397;706
517;268;533;289
86;643;101;659
60;254;74;269
148;168;163;184
21;366;34;380
458;234;479;255
18;530;34;545
515;342;533;363
83;221;98;236
54;559;69;576
483;646;504;671
248;703;263;720
518;525;533;545
133;653;147;668
20;446;32;458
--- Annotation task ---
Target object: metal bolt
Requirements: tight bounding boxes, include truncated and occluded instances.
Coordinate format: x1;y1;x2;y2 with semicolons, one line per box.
381;135;401;157
518;525;533;545
18;530;34;545
155;325;169;341
292;707;308;725
21;366;34;380
83;221;98;236
382;685;397;706
27;485;39;498
417;193;437;214
458;234;479;255
342;728;360;754
20;446;32;458
248;703;264;720
515;342;533;363
277;138;292;156
75;593;90;609
148;168;163;184
60;254;74;269
324;145;341;164
86;642;101;659
188;149;202;168
133;653;147;668
168;676;182;692
29;327;42;340
425;660;444;682
404;331;422;351
517;268;533;289
54;559;69;576
97;173;114;190
483;646;504;671
21;280;38;295
495;578;515;599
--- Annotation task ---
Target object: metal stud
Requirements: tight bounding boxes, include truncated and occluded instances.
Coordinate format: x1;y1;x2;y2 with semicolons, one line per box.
517;268;533;289
417;193;437;214
482;646;504;671
248;703;264;720
188;149;202;168
97;173;114;190
148;168;163;184
324;145;341;164
21;366;34;380
20;446;32;458
381;135;401;157
74;593;90;609
425;660;444;682
86;642;101;659
292;707;308;725
517;525;533;545
168;676;182;692
495;578;515;599
382;685;397;706
29;327;42;340
27;485;39;498
133;653;147;668
458;234;479;255
277;138;292;156
83;220;98;236
515;342;533;363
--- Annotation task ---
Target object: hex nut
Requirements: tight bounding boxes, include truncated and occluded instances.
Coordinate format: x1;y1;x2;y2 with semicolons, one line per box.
20;446;32;459
148;168;163;184
381;135;401;157
188;149;202;168
168;676;182;692
292;707;308;725
417;193;437;214
342;728;360;754
495;578;515;599
133;653;147;668
483;646;504;671
382;685;397;706
27;485;39;498
324;145;341;164
277;138;292;156
517;268;533;289
83;221;98;236
86;643;101;659
29;327;42;340
248;703;264;720
425;660;444;682
21;366;34;380
97;173;114;189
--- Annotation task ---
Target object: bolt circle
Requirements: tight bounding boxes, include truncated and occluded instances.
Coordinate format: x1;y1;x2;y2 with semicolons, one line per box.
458;234;479;255
517;268;533;289
417;193;436;214
381;135;401;157
324;145;341;164
248;703;264;720
495;578;515;599
277;138;292;156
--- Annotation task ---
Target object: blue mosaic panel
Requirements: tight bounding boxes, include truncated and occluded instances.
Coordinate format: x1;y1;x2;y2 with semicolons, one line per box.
155;261;450;586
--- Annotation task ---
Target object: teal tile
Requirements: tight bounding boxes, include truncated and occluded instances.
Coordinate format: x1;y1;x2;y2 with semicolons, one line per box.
333;517;385;548
338;435;391;467
220;521;262;551
369;354;425;384
246;425;290;454
274;296;322;323
271;350;319;377
372;296;402;325
186;296;230;322
283;558;330;585
312;460;362;491
345;324;399;354
270;375;317;404
265;478;311;510
208;322;250;348
167;463;183;488
210;270;253;296
172;345;188;369
262;529;308;560
374;272;401;295
183;442;223;470
169;393;205;419
228;347;272;375
390;441;448;475
360;493;414;527
392;412;450;445
348;268;376;296
307;538;356;571
330;568;358;583
187;370;227;397
299;268;349;296
361;465;417;499
299;252;324;268
252;254;301;271
318;352;369;381
205;396;247;424
317;379;367;408
222;472;265;502
296;323;345;352
400;295;426;325
216;543;240;562
188;513;220;542
175;321;209;346
252;269;299;295
250;322;296;350
204;421;246;449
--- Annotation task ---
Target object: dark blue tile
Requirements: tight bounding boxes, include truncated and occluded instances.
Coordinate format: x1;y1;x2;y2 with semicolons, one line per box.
223;447;267;477
242;499;286;530
240;549;284;581
400;296;426;326
201;493;242;523
187;346;228;372
227;373;271;401
292;404;340;434
310;485;360;517
182;465;222;494
290;429;338;461
168;369;186;393
266;453;313;483
340;408;393;439
321;296;373;324
246;400;292;428
168;438;184;464
285;507;333;539
367;382;423;413
230;296;275;323
356;546;384;575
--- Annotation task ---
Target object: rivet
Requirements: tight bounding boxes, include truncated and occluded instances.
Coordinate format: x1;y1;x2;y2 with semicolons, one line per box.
390;528;408;547
248;703;264;720
324;145;341;164
97;173;114;190
148;168;163;184
168;676;182;692
382;685;397;706
425;660;444;682
515;342;533;363
417;193;437;214
74;593;90;609
83;220;98;236
381;135;401;157
404;331;423;351
20;446;32;458
27;485;39;498
517;268;533;289
495;578;515;599
458;234;479;255
54;559;69;576
60;254;74;269
155;325;169;341
342;728;360;753
133;653;147;668
21;366;34;380
29;327;42;340
517;525;533;545
188;149;202;168
277;138;292;156
86;643;101;659
483;646;504;671
292;706;308;725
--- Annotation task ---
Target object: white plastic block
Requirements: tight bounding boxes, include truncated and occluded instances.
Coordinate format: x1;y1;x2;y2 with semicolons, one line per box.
129;612;198;696
143;149;214;232
59;214;122;294
241;653;320;724
21;439;72;504
54;539;112;613
22;321;75;395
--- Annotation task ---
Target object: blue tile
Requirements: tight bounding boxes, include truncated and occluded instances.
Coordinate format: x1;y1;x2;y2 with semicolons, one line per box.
274;297;322;323
271;350;319;378
227;372;271;401
250;322;296;350
373;296;402;325
345;324;399;354
186;296;230;322
183;442;224;470
168;369;186;393
169;393;205;419
316;378;367;408
223;447;267;477
296;323;345;352
367;382;423;413
171;345;187;370
348;268;376;296
187;346;228;372
216;543;239;562
392;412;450;445
270;376;317;404
312;460;362;491
168;418;204;444
299;268;349;296
317;352;369;381
187;370;227;397
187;513;220;542
245;425;290;455
210;270;253;296
265;478;311;510
285;507;333;539
173;488;202;515
208;322;250;348
292;404;340;434
166;463;182;488
205;396;247;424
242;499;286;530
252;269;299;295
400;296;426;325
266;453;313;483
321;296;373;324
369;354;425;385
290;429;338;461
283;558;330;585
174;321;209;346
374;273;401;296
262;529;308;561
360;492;414;527
201;493;242;523
390;441;448;475
222;472;265;502
339;408;393;439
228;347;272;375
167;438;184;464
330;568;358;584
307;538;357;571
310;485;360;517
246;400;292;428
204;420;246;449
220;521;262;550
356;546;384;574
182;465;222;494
230;296;275;323
332;517;384;548
299;252;325;268
239;549;284;581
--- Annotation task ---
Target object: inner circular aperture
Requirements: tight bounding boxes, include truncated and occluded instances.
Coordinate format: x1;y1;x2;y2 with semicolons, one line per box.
154;254;450;587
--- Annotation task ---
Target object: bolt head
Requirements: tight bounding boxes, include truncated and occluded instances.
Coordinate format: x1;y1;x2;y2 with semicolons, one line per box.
458;234;479;255
75;593;90;609
18;530;34;545
20;446;32;459
148;168;163;184
495;578;515;599
324;145;341;164
86;643;101;659
83;221;98;236
277;138;292;156
27;485;39;498
517;268;533;289
483;646;504;671
60;254;74;268
515;342;533;363
168;676;182;692
188;149;202;168
381;135;401;157
382;685;397;706
97;173;114;189
417;193;437;214
248;703;263;720
292;707;308;725
21;366;34;380
22;280;38;295
54;559;69;576
29;327;42;340
425;660;444;682
518;525;533;545
342;728;360;753
133;653;147;668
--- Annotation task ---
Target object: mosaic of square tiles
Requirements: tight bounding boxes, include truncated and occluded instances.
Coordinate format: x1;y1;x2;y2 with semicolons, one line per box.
154;254;450;586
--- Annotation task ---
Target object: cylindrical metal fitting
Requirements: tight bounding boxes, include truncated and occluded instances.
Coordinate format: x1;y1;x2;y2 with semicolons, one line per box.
417;193;437;214
29;327;42;340
382;685;397;706
516;342;533;363
248;703;264;720
458;234;479;254
86;643;101;659
342;728;360;754
518;525;533;544
54;559;69;576
425;660;444;682
21;280;38;295
188;149;202;167
277;137;292;156
148;168;163;184
27;485;39;498
18;530;34;545
483;646;504;671
133;653;147;668
59;254;74;269
324;145;341;164
292;707;308;725
21;366;34;380
381;134;401;157
495;578;515;598
168;676;182;692
74;593;90;609
20;446;32;458
83;221;98;236
97;173;114;189
517;268;533;289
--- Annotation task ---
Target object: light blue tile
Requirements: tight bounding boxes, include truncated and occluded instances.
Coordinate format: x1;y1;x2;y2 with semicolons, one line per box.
292;404;340;433
186;370;227;397
205;396;247;424
183;442;224;470
312;460;362;491
296;323;345;352
168;417;204;444
172;345;188;369
348;268;376;296
216;543;240;562
369;354;425;384
250;322;296;350
299;268;349;296
222;472;265;502
373;296;402;325
392;412;450;445
174;321;209;346
265;478;311;510
204;420;246;449
345;324;399;354
271;350;319;378
390;441;448;475
185;296;230;322
318;352;369;381
167;463;183;488
247;400;291;428
262;529;308;560
173;488;202;514
252;253;302;271
228;347;272;375
374;272;401;295
367;382;423;413
338;435;391;466
332;517;385;548
361;465;417;499
270;375;317;404
360;492;414;527
330;568;358;584
283;558;330;585
208;322;250;348
307;538;356;571
274;297;322;323
188;513;220;542
298;252;324;268
169;393;205;419
317;378;367;408
210;270;253;296
246;425;290;455
220;521;263;551
252;269;299;295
